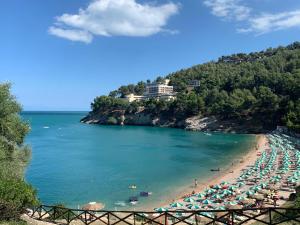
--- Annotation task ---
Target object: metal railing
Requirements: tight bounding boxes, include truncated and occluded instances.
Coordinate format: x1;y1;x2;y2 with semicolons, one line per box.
26;205;300;225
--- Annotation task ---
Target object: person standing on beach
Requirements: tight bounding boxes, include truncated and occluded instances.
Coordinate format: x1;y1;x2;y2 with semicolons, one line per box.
194;179;198;187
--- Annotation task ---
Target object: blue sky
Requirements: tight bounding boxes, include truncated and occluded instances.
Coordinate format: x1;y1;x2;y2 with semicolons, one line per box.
1;0;300;111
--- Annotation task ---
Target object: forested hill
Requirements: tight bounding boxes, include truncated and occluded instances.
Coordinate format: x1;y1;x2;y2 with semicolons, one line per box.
82;42;300;133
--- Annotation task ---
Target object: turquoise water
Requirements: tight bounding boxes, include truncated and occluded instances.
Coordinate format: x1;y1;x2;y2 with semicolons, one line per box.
23;112;255;210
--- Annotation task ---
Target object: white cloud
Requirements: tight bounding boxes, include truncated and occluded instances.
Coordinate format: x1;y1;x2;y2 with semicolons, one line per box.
203;0;251;21
49;0;179;43
239;10;300;34
48;27;93;43
203;0;300;35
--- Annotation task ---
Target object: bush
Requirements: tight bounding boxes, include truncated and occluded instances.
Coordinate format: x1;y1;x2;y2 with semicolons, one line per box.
0;201;21;221
49;204;76;221
107;117;118;125
0;179;38;210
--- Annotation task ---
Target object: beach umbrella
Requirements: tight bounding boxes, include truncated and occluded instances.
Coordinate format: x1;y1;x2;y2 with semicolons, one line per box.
229;186;237;191
227;201;238;206
188;204;201;210
246;190;255;196
253;186;262;191
289;178;297;184
235;196;246;201
82;202;104;211
221;181;230;186
237;182;245;187
154;207;168;212
212;194;222;199
194;193;206;199
199;212;214;218
170;202;184;208
214;206;226;210
260;183;268;189
138;213;149;218
202;199;212;205
214;184;222;190
222;190;232;195
206;189;215;195
184;197;195;203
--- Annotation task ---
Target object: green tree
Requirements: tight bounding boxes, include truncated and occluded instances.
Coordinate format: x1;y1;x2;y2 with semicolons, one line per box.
0;83;38;221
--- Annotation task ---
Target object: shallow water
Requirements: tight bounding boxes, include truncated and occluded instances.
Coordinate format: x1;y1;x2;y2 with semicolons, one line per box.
22;112;255;210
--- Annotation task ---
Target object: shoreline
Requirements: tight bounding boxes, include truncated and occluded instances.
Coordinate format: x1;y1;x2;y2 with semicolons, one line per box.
143;134;267;210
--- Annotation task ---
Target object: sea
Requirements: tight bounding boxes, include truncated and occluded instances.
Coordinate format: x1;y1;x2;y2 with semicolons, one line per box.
22;111;256;210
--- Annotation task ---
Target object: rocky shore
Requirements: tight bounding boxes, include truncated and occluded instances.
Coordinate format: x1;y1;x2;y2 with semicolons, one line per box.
81;111;269;134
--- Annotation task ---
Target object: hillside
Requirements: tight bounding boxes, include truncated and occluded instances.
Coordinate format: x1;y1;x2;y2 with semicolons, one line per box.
82;42;300;133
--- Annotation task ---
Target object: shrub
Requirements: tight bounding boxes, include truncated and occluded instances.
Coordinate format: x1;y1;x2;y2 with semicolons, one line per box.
0;201;21;221
0;179;38;210
107;117;118;125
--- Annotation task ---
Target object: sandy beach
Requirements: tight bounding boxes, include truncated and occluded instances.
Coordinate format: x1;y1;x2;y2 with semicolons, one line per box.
158;135;267;208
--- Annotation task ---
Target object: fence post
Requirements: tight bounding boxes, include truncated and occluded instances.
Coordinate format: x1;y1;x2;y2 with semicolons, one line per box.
84;211;88;225
269;208;272;225
108;212;110;225
53;206;56;221
165;212;167;225
231;211;234;225
67;209;70;224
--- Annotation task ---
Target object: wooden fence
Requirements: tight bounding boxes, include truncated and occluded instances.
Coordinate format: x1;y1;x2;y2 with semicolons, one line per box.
27;205;300;225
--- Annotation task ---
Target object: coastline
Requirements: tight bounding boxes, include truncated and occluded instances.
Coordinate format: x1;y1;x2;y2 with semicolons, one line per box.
144;134;267;210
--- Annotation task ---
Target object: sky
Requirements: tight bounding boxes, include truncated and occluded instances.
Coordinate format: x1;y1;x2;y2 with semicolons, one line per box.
1;0;300;111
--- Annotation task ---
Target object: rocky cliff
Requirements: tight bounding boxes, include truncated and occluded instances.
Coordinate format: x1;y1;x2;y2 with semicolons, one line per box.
81;111;267;134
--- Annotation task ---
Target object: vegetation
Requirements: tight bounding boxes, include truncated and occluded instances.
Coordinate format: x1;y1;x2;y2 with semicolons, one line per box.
0;83;38;222
90;42;300;132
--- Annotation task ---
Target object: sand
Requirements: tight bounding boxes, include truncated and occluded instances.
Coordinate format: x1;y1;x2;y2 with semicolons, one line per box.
158;134;268;208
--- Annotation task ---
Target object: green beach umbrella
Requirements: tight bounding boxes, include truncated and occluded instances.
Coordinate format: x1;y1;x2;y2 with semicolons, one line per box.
212;194;222;199
188;204;201;210
237;182;245;187
170;202;184;208
194;193;206;199
202;199;212;204
221;181;230;185
227;201;238;206
246;190;255;196
253;186;262;191
229;186;237;191
199;212;213;218
155;207;168;212
214;184;222;190
214;206;226;210
206;189;215;195
222;190;232;195
260;183;268;188
236;196;246;201
184;197;195;203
